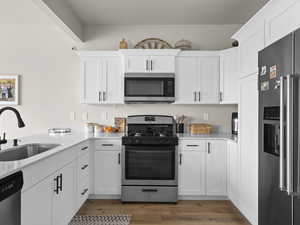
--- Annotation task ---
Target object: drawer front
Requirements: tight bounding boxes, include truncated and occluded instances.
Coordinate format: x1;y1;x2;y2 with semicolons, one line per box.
77;141;90;156
95;139;122;151
180;140;206;151
78;181;89;208
78;153;89;181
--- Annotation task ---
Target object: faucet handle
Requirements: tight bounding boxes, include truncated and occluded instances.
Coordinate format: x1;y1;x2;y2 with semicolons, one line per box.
0;132;7;145
13;139;21;147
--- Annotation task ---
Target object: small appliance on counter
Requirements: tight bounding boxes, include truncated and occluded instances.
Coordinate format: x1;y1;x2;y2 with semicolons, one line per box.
231;112;238;135
121;115;178;203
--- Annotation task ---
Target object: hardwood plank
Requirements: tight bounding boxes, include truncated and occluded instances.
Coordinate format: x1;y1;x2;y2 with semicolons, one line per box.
77;200;250;225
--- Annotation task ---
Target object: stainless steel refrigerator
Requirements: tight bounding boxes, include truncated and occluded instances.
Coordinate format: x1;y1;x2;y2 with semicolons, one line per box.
258;28;300;225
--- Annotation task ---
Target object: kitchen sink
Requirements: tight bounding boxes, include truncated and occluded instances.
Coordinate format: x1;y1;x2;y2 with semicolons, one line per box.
0;143;60;161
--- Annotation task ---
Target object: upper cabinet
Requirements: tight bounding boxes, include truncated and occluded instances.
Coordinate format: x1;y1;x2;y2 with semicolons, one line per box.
120;49;180;73
79;51;123;104
220;48;239;104
175;52;220;104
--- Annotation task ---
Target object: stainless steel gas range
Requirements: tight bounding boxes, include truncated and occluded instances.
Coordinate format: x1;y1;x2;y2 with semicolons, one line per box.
121;115;178;203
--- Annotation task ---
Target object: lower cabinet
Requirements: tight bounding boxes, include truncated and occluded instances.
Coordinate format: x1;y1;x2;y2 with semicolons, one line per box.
22;161;77;225
179;139;227;197
94;150;122;195
227;141;239;207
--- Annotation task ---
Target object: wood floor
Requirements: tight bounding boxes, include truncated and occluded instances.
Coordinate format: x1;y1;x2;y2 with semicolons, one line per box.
77;200;250;225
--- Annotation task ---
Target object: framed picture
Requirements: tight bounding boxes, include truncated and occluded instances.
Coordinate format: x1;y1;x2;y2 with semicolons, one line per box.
0;75;19;105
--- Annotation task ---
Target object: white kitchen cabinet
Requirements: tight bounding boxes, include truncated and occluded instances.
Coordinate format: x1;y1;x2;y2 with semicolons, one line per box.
22;174;53;225
220;48;239;104
239;74;258;225
53;161;77;225
198;57;220;104
227;141;239;207
175;56;199;104
79;52;123;104
239;27;265;78
206;140;227;196
94;150;122;195
179;141;206;196
175;52;220;104
124;55;149;73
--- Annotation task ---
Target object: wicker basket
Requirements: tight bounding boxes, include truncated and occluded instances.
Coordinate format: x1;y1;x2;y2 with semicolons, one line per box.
189;123;213;135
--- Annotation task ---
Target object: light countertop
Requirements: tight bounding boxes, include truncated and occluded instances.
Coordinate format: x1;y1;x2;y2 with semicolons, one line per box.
0;131;237;180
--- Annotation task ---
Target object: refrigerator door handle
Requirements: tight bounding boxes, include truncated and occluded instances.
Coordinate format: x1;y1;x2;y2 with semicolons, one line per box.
280;76;286;191
286;74;294;195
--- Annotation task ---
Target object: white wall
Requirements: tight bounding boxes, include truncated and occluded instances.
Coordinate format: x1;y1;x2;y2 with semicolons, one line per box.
82;24;241;50
0;2;238;139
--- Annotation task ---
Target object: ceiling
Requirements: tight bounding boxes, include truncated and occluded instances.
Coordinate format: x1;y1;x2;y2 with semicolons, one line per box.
66;0;269;25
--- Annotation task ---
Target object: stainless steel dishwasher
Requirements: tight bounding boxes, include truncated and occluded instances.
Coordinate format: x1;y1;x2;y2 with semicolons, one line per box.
0;171;23;225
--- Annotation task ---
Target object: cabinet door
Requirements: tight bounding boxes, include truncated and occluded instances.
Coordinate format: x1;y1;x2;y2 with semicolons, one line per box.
239;75;258;224
22;176;53;225
175;56;199;104
53;161;77;225
125;56;148;73
81;58;102;104
227;141;239;206
103;57;123;104
94;150;121;195
239;28;265;78
220;48;239;104
198;57;220;104
179;141;206;196
150;56;175;73
206;140;227;196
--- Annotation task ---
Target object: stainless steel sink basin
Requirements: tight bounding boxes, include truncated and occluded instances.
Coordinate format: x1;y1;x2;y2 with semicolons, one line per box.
0;143;60;161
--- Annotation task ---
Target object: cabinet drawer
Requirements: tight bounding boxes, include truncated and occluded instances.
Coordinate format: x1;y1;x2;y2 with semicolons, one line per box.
78;181;89;207
95;139;122;151
180;140;206;151
78;153;89;181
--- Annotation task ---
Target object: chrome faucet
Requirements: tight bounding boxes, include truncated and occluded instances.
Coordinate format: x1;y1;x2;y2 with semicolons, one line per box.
0;107;25;149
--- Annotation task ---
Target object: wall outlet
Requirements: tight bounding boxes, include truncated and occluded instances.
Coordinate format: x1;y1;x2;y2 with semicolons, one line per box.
82;112;88;121
70;112;76;121
203;112;209;121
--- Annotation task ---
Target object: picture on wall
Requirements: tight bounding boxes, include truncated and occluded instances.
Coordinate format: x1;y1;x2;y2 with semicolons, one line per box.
0;75;19;105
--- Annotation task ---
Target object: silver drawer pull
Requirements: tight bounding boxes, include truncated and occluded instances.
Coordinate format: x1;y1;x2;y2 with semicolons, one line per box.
81;146;88;151
186;145;198;147
81;188;88;195
81;164;88;170
102;144;114;147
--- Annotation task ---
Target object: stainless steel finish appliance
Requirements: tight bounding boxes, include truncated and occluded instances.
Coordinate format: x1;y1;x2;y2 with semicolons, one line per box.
121;115;178;202
0;171;23;225
231;112;238;135
258;28;300;225
124;73;175;103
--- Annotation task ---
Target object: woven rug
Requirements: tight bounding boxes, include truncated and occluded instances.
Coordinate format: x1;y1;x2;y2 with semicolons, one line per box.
69;215;131;225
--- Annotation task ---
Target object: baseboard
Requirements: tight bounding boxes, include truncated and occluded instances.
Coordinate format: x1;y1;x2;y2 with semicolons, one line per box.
89;194;227;201
89;194;121;199
179;195;228;200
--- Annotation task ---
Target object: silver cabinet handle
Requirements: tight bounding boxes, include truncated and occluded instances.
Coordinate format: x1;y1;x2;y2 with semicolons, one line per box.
179;153;182;165
103;91;106;102
150;60;153;71
102;144;114;147
286;75;294;195
81;146;88;151
219;92;223;102
81;188;88;195
186;145;198;147
207;142;211;154
194;92;197;102
279;76;286;191
118;153;121;165
146;60;149;71
99;92;102;102
198;92;201;102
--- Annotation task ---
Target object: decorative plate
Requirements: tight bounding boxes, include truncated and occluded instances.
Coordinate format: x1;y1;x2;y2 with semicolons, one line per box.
134;38;172;49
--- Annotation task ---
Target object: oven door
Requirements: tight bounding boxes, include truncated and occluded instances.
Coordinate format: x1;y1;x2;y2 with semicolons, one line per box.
124;74;175;103
122;145;178;186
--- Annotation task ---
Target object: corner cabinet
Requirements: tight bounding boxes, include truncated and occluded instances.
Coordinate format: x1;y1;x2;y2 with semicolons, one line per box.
220;48;239;104
79;52;123;104
175;52;220;104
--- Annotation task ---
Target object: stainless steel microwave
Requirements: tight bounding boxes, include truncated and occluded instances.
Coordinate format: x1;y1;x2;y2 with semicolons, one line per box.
124;73;175;103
